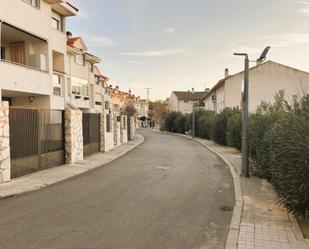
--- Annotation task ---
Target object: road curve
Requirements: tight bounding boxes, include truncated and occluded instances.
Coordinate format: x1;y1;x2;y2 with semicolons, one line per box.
0;129;234;249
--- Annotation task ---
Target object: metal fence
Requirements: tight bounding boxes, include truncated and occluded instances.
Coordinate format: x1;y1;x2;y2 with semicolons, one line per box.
9;107;65;178
127;116;131;140
82;113;100;157
106;113;111;132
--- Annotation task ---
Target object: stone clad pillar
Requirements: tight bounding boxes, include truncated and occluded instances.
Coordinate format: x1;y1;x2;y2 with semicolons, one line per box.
120;115;128;144
129;116;136;140
0;101;11;183
113;115;121;146
100;111;105;152
65;108;83;164
100;110;114;152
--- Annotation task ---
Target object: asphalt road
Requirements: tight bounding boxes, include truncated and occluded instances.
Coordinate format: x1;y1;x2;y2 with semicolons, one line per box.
0;129;234;249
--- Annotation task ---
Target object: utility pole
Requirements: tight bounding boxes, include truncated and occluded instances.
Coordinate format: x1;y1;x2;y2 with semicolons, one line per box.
192;88;195;138
243;55;249;177
144;88;152;102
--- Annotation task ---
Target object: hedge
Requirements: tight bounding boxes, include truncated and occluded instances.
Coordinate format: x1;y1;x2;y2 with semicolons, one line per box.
198;111;215;139
210;108;239;146
162;90;309;217
266;112;309;217
226;109;242;149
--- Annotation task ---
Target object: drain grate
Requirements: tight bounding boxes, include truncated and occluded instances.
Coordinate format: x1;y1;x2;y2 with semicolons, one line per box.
220;205;233;212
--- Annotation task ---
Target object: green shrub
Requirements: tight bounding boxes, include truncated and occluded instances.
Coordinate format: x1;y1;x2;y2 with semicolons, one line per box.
198;111;215;139
186;109;206;137
226;109;242;150
267;112;309;217
249;90;289;179
164;112;179;132
210;108;235;145
173;113;187;134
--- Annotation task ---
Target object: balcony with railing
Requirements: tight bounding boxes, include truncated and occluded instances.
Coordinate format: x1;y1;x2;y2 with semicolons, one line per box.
0;22;49;72
0;21;50;95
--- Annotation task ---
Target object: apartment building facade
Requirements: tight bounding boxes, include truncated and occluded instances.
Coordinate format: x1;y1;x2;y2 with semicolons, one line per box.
0;1;135;184
66;34;102;112
205;61;309;113
0;0;78;109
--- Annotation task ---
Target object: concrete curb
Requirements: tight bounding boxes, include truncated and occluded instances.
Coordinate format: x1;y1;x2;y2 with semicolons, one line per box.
0;133;145;199
159;131;242;249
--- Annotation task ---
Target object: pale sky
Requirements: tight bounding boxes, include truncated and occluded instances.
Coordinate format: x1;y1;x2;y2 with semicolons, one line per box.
67;0;309;100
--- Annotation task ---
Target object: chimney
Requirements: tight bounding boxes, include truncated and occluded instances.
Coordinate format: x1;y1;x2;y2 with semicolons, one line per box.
66;31;72;40
225;68;229;78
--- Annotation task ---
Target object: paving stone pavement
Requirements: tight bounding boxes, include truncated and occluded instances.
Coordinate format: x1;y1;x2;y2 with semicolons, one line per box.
193;137;309;249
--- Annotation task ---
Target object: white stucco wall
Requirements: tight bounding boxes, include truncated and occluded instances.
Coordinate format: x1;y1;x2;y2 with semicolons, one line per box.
0;0;74;110
178;100;194;114
168;92;179;112
224;61;309;112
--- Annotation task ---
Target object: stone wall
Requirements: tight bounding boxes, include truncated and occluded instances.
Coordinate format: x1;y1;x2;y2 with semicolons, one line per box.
65;108;83;164
120;115;128;144
129;116;136;140
0;101;10;183
113;115;121;146
101;111;114;152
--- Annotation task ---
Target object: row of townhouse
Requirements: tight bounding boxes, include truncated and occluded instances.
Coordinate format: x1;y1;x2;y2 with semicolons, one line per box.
169;60;309;115
0;0;147;184
106;85;149;126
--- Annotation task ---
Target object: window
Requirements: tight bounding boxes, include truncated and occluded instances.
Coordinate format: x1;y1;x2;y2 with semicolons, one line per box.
53;75;62;96
53;87;61;96
24;0;40;8
71;76;89;97
105;101;109;109
95;101;102;106
81;85;89;96
0;47;5;60
72;84;88;97
52;17;61;31
95;76;100;85
75;54;84;65
72;84;80;95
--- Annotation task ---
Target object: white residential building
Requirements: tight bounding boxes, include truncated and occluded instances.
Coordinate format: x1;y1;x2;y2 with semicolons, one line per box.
135;98;149;118
0;0;78;109
205;61;309;113
66;34;101;112
168;91;208;114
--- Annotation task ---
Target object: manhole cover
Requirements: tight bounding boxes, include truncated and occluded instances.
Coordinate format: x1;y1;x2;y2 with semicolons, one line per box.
220;206;233;212
154;165;174;171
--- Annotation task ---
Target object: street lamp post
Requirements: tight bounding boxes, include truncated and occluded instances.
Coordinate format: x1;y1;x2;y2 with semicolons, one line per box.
234;46;271;177
192;88;195;138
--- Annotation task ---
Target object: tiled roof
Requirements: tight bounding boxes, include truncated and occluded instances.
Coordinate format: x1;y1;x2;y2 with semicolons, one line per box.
173;91;208;101
67;37;81;47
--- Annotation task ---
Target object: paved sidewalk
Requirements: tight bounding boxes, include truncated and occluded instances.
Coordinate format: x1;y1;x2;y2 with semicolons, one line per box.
0;134;144;199
193;137;309;249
